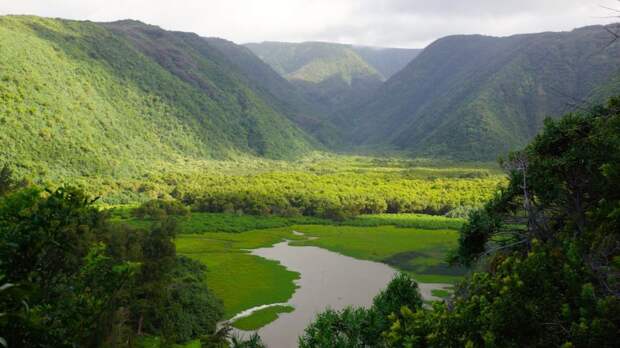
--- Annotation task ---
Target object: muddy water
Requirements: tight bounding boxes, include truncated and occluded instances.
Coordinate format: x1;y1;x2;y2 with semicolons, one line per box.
232;241;450;347
236;241;394;347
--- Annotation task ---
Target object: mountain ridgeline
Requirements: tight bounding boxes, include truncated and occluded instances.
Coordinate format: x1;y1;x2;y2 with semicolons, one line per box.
244;41;420;120
1;15;619;178
0;16;317;179
346;24;620;159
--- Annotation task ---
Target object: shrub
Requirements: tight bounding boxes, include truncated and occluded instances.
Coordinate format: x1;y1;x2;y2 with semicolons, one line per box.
133;199;190;219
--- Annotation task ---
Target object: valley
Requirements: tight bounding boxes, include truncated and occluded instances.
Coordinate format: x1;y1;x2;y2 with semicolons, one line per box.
117;211;464;347
0;10;618;348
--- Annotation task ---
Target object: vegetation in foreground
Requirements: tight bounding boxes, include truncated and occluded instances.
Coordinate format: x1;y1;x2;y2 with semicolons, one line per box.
110;206;466;329
299;273;423;347
160;212;466;319
300;98;620;347
0;185;226;347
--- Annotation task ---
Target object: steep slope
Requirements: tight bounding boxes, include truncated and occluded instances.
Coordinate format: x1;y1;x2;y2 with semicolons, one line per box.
0;16;314;179
202;37;342;146
244;41;385;116
350;24;620;160
351;46;421;79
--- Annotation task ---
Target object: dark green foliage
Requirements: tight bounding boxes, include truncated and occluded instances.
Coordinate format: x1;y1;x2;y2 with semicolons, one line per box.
133;199;190;220
372;273;424;320
383;98;620;347
298;273;422;348
157;257;224;343
0;186;224;347
299;307;377;348
0;187;104;289
349;24;620;160
0;187;129;347
0;165;15;197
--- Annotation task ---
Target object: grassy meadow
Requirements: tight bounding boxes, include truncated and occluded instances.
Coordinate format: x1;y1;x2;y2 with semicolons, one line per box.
111;211;473;330
291;224;466;283
175;229;304;318
103;157;502;332
231;305;295;331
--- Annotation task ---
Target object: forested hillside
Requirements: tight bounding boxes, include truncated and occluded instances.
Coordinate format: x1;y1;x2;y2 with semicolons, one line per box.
202;38;342;146
348;24;620;160
0;16;315;180
300;97;620;348
244;41;418;119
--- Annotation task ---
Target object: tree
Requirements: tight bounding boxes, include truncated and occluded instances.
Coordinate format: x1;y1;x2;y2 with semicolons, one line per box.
386;97;620;347
0;187;130;347
0;186;224;347
0;165;14;197
299;273;422;347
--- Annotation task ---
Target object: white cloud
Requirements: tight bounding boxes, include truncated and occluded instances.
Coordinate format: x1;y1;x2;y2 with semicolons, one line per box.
0;0;617;47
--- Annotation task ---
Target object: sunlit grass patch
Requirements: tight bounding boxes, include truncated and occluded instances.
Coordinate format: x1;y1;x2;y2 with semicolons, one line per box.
176;230;302;318
344;214;465;230
231;305;295;331
290;225;466;284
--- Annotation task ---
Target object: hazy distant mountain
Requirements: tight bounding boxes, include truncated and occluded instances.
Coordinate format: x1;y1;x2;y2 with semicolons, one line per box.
348;24;620;160
0;16;316;178
3;15;618;169
351;46;421;79
203;38;343;146
244;41;419;118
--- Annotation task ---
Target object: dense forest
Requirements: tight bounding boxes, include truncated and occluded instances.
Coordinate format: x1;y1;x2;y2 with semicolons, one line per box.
2;98;618;347
1;12;619;348
346;24;620;159
297;97;620;348
0;15;315;178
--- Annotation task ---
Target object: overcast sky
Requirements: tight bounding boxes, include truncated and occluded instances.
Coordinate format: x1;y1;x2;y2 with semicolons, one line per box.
0;0;618;48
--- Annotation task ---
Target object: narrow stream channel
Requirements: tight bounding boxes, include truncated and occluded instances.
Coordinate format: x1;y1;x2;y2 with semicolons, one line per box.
231;240;449;348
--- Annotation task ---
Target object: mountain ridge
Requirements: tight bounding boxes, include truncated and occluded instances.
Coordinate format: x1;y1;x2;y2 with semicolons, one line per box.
346;23;620;160
244;41;420;121
0;15;315;179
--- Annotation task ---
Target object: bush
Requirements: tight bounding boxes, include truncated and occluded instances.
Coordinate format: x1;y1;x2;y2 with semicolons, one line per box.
133;199;190;219
299;273;422;347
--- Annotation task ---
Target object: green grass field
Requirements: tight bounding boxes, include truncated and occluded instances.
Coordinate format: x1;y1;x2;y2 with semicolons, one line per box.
176;229;304;318
112;211;464;233
231;305;295;331
290;225;466;283
136;212;468;330
112;210;329;233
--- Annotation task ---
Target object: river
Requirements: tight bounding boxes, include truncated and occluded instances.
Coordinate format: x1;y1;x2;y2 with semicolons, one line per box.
230;239;449;347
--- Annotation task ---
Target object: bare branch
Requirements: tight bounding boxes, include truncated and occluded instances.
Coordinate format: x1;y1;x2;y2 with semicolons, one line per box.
599;5;620;13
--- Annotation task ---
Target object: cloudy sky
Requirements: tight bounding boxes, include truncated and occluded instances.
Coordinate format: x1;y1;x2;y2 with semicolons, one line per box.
0;0;618;48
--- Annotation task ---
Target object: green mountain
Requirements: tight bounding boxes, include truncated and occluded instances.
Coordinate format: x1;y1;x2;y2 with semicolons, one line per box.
349;24;620;160
244;41;418;117
0;16;315;179
350;46;421;79
202;38;342;146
